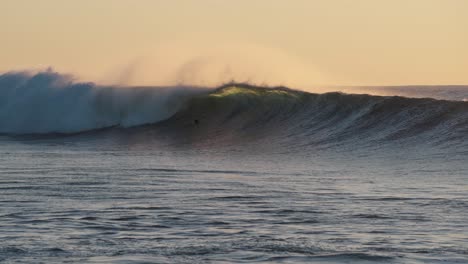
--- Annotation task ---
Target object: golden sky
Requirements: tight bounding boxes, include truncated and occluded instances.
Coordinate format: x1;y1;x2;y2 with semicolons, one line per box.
1;0;467;86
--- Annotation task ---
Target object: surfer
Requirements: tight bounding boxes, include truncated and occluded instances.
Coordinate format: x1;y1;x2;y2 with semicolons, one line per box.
193;119;199;126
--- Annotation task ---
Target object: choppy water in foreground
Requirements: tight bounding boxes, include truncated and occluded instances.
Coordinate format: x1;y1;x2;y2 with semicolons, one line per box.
1;130;467;264
1;73;468;263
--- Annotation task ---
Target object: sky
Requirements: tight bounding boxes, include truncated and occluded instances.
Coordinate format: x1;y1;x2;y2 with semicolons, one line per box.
0;0;467;86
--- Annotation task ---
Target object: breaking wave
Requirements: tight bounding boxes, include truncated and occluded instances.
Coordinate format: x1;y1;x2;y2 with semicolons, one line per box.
1;71;467;148
0;71;202;134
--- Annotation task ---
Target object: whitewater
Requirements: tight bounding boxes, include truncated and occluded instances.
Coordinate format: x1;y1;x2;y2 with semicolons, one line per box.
1;71;468;263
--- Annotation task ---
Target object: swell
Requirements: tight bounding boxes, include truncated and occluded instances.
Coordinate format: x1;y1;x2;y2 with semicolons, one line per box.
160;84;468;147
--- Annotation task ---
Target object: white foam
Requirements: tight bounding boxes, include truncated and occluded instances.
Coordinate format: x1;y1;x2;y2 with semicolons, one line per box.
0;71;202;134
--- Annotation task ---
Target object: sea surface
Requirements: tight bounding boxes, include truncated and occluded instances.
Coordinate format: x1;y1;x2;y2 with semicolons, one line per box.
0;72;468;263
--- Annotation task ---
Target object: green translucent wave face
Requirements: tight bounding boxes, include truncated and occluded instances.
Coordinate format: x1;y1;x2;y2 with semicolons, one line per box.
207;85;304;100
171;85;309;127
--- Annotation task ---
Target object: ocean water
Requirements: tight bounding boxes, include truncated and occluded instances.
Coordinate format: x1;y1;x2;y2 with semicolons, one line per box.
1;72;468;263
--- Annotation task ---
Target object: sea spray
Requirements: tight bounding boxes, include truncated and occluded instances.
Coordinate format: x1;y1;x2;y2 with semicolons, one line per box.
0;71;203;134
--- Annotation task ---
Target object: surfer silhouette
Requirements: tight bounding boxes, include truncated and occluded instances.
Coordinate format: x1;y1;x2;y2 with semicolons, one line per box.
193;119;199;126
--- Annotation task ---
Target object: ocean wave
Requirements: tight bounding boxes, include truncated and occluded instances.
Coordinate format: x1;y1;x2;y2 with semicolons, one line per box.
1;72;467;148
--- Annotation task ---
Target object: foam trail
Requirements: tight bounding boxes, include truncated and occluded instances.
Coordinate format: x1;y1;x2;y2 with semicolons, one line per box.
0;71;203;134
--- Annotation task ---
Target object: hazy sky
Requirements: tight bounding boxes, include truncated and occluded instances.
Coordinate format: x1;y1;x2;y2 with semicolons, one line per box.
1;0;467;86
